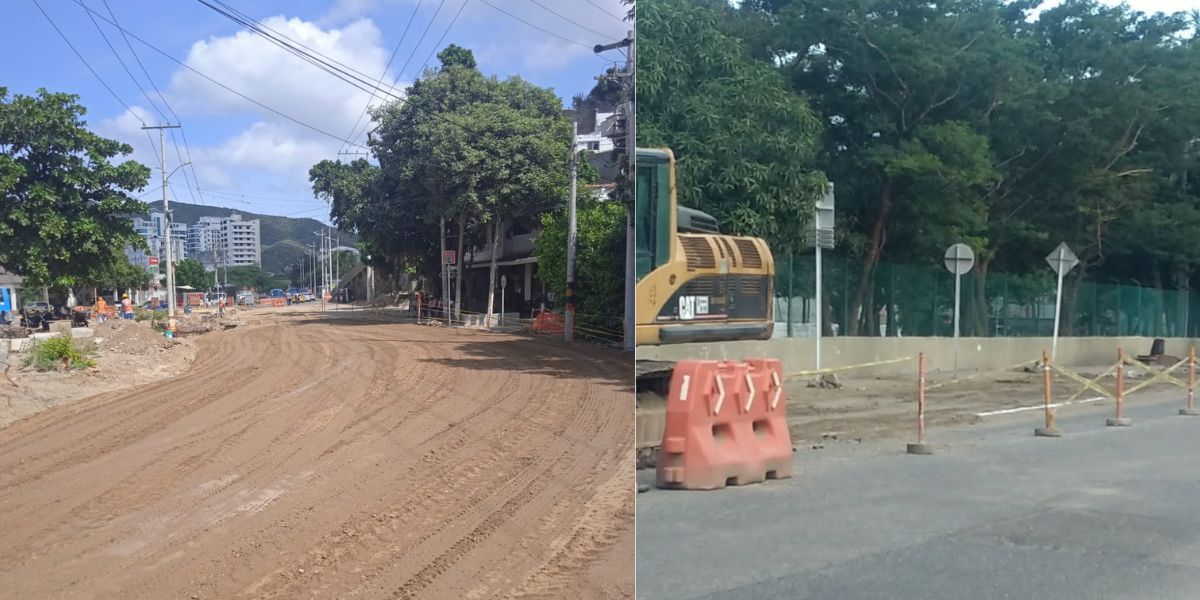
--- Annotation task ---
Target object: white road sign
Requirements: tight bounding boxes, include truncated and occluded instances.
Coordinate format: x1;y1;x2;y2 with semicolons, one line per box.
943;243;975;275
1045;242;1079;276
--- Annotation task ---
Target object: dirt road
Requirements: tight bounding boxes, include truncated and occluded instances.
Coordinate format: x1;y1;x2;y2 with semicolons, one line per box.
0;309;633;599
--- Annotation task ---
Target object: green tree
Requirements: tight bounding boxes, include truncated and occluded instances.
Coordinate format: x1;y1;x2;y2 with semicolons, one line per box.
0;88;151;287
536;199;626;335
82;249;153;292
173;258;210;291
638;0;827;249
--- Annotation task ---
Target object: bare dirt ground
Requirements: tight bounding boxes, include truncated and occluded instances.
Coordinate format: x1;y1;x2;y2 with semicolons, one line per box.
786;362;1184;448
0;321;197;429
0;306;633;599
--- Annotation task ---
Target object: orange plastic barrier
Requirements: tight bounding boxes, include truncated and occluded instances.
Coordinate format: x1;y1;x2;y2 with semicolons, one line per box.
656;359;794;490
531;309;565;333
743;358;794;480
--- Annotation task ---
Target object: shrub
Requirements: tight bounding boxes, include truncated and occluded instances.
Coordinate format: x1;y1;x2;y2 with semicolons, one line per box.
22;335;96;371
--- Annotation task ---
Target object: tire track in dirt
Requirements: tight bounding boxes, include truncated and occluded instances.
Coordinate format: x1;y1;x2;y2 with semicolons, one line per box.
0;310;632;600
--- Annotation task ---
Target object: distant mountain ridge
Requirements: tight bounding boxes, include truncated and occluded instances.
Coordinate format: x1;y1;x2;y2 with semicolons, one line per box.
143;201;357;275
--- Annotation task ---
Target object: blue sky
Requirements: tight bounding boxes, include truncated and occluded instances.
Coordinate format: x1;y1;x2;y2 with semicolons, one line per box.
2;0;630;223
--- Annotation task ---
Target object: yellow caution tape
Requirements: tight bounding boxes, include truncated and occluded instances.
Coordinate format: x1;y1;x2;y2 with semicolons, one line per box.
785;355;913;379
925;359;1035;391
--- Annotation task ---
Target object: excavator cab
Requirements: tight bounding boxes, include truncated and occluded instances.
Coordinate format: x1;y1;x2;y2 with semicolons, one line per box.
634;148;776;346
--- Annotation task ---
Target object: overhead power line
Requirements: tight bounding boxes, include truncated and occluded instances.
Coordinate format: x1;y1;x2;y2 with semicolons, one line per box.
474;0;597;50
583;0;627;23
31;1;144;127
100;0;207;206
83;0;203;206
70;0;373;149
525;0;615;39
416;0;469;82
190;0;475;136
196;0;407;102
341;0;430;154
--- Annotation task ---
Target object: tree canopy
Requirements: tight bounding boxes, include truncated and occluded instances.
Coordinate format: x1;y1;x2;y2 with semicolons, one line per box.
0;88;151;288
641;0;1200;336
311;45;572;296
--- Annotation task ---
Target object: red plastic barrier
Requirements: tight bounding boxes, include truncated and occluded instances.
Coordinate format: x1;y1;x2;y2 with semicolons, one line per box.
743;358;794;481
531;309;565;333
656;360;791;490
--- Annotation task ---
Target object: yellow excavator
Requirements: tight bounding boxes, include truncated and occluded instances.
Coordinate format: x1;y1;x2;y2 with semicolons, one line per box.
635;147;777;465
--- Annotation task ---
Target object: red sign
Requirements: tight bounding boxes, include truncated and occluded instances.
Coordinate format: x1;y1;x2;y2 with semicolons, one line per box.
148;256;160;266
443;250;457;265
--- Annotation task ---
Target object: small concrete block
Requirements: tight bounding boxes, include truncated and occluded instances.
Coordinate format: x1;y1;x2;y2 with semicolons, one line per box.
1106;417;1132;427
8;338;33;353
48;321;71;334
1034;427;1063;437
1179;408;1200;416
906;443;934;455
70;327;94;339
30;331;64;341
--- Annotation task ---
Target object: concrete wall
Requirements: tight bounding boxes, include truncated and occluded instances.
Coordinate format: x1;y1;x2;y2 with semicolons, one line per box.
636;336;1199;377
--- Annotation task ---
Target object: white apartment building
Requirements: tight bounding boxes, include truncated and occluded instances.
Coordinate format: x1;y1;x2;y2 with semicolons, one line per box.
130;212;260;270
575;110;616;153
217;214;261;267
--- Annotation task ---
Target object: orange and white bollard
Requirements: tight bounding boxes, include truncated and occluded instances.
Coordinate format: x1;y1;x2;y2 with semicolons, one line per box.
1107;347;1132;427
1182;346;1198;417
907;353;933;455
1035;349;1062;437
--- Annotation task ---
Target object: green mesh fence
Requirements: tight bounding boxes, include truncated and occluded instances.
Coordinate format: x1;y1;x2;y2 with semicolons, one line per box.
773;252;1200;338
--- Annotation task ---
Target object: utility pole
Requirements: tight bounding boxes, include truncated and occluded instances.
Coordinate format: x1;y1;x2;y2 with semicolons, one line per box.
566;122;578;342
596;30;635;352
141;124;182;324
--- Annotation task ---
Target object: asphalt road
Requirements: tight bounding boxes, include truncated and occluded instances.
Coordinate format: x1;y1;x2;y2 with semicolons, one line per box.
636;390;1200;600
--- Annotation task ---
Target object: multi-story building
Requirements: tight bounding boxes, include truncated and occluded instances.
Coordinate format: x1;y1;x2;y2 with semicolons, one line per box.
218;214;261;267
575;111;616;153
129;212;260;270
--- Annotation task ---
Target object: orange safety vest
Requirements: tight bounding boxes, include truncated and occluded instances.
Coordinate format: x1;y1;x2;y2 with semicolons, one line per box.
96;298;108;313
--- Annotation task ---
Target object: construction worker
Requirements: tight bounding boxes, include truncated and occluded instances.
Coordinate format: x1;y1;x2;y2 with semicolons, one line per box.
120;293;134;320
95;296;108;323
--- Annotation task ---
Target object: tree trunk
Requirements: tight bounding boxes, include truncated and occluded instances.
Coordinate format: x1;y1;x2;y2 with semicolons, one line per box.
821;294;834;336
486;215;501;328
455;213;465;322
847;179;893;336
972;256;991;336
1064;263;1088;336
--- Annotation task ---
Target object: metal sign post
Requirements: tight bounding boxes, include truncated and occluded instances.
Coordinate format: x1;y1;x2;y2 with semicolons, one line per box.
944;243;976;378
812;183;836;371
1045;242;1079;360
500;275;507;327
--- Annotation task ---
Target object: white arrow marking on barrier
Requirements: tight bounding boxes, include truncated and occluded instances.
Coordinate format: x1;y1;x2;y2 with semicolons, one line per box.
744;372;756;412
679;375;690;402
771;370;782;410
713;374;726;415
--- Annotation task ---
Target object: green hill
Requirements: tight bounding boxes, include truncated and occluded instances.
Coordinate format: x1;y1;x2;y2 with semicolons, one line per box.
143;201;357;250
261;239;312;275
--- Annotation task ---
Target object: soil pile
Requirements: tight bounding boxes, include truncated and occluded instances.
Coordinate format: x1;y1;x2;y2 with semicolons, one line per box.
95;319;175;355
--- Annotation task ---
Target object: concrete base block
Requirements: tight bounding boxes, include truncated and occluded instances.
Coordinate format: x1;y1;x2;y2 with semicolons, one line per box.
48;321;71;334
8;338;33;353
70;327;94;339
1106;417;1132;427
906;442;934;455
30;331;64;341
1034;427;1063;437
1180;408;1200;416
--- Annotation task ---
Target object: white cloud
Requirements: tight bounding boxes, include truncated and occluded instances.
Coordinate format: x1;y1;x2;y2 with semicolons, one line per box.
198;121;331;174
168;16;405;145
